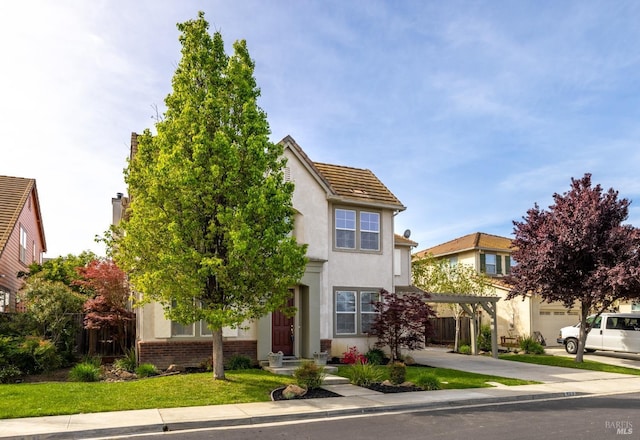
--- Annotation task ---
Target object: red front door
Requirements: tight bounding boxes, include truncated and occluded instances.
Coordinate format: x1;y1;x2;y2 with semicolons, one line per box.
272;292;294;356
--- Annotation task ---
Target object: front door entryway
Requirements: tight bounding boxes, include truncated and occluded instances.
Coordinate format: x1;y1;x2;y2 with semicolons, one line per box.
272;291;295;356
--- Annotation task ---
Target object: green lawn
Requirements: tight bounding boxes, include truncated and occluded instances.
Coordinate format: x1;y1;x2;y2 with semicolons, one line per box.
499;353;640;376
335;365;538;389
0;370;292;419
0;365;539;420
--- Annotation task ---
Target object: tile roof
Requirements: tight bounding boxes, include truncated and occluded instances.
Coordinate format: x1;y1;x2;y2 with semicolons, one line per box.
280;136;405;211
394;233;418;247
0;175;36;254
313;162;405;209
414;232;513;258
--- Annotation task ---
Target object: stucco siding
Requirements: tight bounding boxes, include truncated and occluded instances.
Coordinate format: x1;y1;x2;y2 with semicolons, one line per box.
285;149;329;261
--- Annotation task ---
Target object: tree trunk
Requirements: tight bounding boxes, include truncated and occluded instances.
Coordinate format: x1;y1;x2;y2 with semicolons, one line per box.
454;315;460;352
575;305;589;363
211;328;226;380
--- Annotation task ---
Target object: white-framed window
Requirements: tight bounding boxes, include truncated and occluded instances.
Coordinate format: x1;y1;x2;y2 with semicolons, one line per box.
171;299;195;337
200;321;212;336
0;290;9;313
335;209;356;249
335;290;356;334
171;321;195;337
335;289;379;336
334;208;380;251
19;226;28;264
507;255;516;274
172;301;239;337
632;302;640;312
484;253;497;275
360;212;380;250
360;291;379;334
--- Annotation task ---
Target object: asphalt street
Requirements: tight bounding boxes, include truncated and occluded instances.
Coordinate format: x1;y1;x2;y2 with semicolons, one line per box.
118;392;640;440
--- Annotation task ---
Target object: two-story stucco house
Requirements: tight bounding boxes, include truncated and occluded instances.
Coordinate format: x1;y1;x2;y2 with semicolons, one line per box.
0;175;47;312
414;232;581;346
114;135;415;368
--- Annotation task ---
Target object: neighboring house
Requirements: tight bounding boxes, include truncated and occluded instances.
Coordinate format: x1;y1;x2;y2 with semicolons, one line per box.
414;232;580;346
0;175;47;312
113;135;414;368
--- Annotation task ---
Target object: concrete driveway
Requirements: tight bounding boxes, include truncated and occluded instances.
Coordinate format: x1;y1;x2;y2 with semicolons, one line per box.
545;346;640;370
409;346;640;383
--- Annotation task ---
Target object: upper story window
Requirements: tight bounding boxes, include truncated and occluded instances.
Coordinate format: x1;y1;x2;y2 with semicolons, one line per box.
360;212;380;250
335;209;356;249
484;253;497;275
335;208;380;251
480;253;512;276
19;226;28;264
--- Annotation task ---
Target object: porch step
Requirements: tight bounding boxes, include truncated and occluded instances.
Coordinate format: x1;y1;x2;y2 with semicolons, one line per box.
261;358;339;377
258;356;301;368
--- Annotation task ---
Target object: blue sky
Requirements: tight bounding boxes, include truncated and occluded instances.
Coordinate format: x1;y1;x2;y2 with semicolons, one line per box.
2;1;640;257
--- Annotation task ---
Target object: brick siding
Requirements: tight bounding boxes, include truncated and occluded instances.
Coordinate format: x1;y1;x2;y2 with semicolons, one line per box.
320;339;332;354
138;340;257;370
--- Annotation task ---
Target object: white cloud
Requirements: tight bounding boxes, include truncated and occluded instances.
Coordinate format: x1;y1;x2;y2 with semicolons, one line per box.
2;0;640;257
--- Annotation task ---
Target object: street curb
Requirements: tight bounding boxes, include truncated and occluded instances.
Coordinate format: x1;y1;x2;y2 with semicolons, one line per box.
5;391;586;440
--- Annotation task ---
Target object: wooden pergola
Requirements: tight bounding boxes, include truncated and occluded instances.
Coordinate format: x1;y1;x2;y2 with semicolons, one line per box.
396;286;501;358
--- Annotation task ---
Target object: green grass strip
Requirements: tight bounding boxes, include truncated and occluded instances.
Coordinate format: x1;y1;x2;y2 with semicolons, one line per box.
0;370;292;419
335;365;538;389
499;353;640;376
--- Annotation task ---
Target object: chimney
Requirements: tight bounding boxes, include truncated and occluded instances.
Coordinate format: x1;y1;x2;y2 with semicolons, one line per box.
112;192;127;225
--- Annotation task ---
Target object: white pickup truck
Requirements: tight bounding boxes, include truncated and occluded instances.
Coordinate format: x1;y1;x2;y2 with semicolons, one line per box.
557;313;640;354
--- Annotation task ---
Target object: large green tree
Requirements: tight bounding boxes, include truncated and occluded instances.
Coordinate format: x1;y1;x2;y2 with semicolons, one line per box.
19;276;85;359
507;174;640;362
412;254;492;352
20;251;98;293
114;12;307;379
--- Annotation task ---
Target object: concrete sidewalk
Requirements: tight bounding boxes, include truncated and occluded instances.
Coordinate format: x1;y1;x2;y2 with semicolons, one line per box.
2;347;640;440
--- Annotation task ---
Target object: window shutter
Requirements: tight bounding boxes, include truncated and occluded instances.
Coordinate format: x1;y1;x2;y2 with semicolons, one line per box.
505;256;511;274
496;255;503;275
479;253;486;273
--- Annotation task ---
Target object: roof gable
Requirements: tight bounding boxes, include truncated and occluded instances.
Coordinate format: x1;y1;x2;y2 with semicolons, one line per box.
394;233;418;247
415;232;512;258
280;135;405;211
0;175;42;254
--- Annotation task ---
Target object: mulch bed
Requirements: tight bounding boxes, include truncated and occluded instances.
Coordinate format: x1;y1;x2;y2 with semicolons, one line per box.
271;387;342;401
363;382;424;393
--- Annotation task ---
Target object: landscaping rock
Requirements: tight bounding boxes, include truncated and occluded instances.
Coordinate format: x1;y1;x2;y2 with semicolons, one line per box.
166;364;185;373
282;384;306;399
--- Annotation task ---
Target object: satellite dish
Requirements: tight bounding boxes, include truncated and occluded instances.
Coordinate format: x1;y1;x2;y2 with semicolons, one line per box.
403;229;411;239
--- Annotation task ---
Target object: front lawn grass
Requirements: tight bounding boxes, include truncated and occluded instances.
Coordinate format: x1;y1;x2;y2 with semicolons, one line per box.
335;365;538;389
499;353;640;376
1;365;541;420
0;370;292;420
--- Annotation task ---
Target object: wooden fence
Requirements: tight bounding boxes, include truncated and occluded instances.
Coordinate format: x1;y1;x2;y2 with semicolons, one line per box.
0;312;135;358
427;317;471;346
72;313;136;358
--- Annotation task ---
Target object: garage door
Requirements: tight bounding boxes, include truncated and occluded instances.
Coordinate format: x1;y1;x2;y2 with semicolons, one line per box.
536;310;579;345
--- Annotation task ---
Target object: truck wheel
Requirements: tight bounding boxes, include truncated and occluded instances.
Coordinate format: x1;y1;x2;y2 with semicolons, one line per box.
565;338;578;354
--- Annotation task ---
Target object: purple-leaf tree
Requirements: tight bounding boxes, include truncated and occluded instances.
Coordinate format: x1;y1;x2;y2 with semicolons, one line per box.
74;259;135;354
370;289;436;362
507;174;640;362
